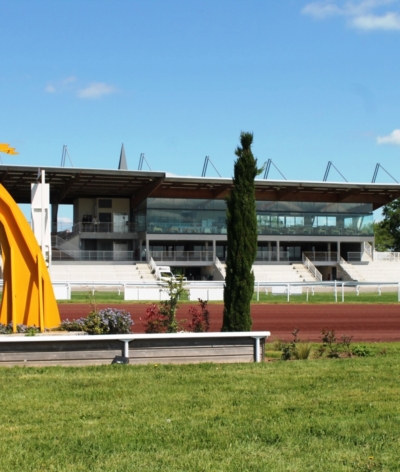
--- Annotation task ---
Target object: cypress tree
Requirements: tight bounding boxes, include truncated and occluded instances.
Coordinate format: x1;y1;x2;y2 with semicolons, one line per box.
222;132;260;331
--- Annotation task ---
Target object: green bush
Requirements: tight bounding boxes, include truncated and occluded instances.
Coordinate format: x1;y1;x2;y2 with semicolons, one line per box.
293;343;312;360
59;308;133;335
352;344;372;357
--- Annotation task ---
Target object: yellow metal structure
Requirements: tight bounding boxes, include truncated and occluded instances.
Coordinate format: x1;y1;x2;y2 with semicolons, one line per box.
0;143;19;155
0;183;60;332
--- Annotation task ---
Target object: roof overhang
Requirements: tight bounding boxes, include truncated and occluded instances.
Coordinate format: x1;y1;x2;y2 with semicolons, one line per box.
1;164;399;211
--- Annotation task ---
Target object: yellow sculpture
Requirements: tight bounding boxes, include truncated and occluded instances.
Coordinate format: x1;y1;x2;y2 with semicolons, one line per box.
0;143;19;155
0;148;60;332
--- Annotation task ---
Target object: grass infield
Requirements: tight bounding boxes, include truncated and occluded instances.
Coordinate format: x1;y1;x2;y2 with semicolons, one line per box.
59;290;400;304
0;343;399;471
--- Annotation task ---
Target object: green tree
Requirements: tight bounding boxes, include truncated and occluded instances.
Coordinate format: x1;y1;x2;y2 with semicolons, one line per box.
222;132;262;332
375;199;400;251
373;222;394;252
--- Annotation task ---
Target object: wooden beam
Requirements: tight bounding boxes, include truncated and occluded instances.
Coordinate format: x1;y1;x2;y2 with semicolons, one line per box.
130;177;165;208
56;174;80;203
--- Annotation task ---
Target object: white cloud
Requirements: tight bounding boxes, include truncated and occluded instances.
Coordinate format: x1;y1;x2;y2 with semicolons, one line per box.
77;82;116;99
62;76;77;84
302;0;400;31
351;11;400;28
377;129;400;145
45;76;77;94
45;84;56;93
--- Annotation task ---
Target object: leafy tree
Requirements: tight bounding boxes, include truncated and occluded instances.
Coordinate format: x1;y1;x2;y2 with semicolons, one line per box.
373;222;394;252
222;132;262;331
375;199;400;251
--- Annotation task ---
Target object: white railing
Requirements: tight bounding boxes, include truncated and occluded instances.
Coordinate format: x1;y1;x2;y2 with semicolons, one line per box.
0;278;400;302
302;254;323;282
55;222;138;238
215;257;226;277
373;251;400;262
303;251;338;262
255;251;290;262
348;252;362;262
52;250;134;261
363;241;373;260
151;250;214;262
148;257;157;273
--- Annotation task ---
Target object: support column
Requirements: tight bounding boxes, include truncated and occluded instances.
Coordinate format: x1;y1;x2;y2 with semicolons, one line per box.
337;241;341;262
51;202;58;234
327;242;331;262
146;237;150;263
213;239;216;262
268;241;271;261
276;240;280;262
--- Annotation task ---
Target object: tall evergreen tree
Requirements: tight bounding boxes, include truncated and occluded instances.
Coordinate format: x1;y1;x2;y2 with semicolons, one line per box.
222;132;261;331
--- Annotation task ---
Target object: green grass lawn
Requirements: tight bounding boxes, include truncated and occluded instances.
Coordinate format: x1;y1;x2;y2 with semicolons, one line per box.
60;289;400;304
1;344;400;471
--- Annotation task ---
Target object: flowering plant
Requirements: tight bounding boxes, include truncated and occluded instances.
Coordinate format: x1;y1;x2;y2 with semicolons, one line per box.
59;308;133;335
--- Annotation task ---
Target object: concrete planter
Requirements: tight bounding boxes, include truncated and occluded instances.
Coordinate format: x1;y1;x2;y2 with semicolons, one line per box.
0;332;270;367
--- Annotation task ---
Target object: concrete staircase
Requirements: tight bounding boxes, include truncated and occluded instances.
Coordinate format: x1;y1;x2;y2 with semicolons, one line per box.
50;264;143;282
135;263;158;282
292;264;319;282
342;260;400;282
252;264;317;283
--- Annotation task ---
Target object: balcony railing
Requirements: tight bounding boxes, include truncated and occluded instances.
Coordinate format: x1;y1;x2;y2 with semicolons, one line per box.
255;251;290;262
54;222;137;236
150;250;214;262
52;250;134;261
303;251;338;262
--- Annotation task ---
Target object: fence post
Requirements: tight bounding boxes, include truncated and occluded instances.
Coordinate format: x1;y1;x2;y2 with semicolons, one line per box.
342;283;344;302
334;280;337;302
398;283;400;302
257;282;259;301
287;284;290;302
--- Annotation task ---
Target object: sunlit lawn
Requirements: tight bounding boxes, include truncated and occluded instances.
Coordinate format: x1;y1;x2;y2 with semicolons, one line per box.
0;343;400;471
59;289;400;304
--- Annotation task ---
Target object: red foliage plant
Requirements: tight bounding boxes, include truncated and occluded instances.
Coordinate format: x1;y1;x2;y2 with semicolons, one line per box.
140;304;168;334
188;299;210;333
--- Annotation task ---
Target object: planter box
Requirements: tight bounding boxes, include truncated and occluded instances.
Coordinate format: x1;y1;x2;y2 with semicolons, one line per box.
0;332;270;367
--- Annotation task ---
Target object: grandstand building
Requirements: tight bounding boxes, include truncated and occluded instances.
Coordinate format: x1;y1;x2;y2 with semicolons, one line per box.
1;163;400;282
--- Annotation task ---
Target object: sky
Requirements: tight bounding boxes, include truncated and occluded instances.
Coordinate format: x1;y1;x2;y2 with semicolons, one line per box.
2;0;400;222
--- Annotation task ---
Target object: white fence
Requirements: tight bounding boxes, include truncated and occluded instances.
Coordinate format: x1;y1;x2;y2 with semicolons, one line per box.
3;280;396;303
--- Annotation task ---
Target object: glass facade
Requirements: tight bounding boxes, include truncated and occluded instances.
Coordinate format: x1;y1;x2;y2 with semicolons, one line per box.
136;198;373;236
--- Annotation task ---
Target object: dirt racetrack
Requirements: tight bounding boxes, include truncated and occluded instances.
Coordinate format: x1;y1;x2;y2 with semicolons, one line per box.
58;303;400;342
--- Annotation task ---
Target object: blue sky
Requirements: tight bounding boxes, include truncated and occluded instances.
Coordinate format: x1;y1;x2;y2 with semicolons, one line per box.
2;0;400;221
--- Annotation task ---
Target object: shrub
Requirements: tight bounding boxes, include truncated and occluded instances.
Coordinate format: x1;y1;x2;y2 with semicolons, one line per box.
0;323;12;334
188;299;210;332
293;343;312;360
59;309;133;335
281;328;300;360
316;328;340;358
0;323;40;335
352;345;372;357
58;318;86;332
140;304;168;334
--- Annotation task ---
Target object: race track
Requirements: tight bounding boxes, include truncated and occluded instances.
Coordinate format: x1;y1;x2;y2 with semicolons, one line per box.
58;303;400;342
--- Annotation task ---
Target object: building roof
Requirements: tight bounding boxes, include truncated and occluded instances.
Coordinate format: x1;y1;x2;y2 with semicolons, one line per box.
1;164;399;210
